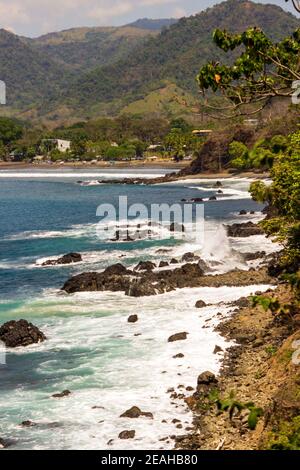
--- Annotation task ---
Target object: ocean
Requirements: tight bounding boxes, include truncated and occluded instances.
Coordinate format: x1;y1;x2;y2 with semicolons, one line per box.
0;169;277;450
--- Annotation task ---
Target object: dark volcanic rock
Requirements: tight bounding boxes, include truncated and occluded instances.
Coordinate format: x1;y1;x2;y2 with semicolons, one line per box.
170;258;179;264
195;300;207;309
120;406;153;419
191;197;204;203
0;320;46;348
196;371;218;396
119;430;136;440
52;390;71;398
21;421;37;427
239;210;248;215
0;438;14;449
128;315;138;324
214;181;223;188
226;222;264;237
42;253;82;266
134;261;156;272
159;261;169;268
209;196;217;201
243;251;266;261
231;297;250;308
214;346;223;354
182;252;200;263
170;222;185;233
168;332;188;343
104;264;130;276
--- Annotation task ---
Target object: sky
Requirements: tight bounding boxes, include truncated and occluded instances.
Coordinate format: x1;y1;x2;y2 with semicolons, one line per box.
0;0;299;37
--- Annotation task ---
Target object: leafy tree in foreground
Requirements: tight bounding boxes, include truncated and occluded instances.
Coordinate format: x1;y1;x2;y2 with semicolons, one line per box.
197;27;300;118
250;130;300;273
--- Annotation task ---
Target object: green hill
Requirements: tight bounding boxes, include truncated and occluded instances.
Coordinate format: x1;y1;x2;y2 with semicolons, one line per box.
0;0;299;123
50;0;300;121
28;25;160;71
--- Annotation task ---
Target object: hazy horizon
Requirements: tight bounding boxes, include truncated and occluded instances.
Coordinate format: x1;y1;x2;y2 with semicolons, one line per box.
0;0;299;38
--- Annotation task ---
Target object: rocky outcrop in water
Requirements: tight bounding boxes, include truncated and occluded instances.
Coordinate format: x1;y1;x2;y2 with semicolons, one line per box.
62;260;273;298
120;406;153;419
168;332;188;342
0;320;46;348
119;430;136;439
42;253;82;266
226;222;264;237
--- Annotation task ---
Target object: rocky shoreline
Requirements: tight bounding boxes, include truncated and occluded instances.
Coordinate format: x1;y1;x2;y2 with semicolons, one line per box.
172;281;300;450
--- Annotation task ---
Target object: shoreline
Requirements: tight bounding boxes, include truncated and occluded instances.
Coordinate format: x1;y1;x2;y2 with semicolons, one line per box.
0;162;269;181
176;281;299;450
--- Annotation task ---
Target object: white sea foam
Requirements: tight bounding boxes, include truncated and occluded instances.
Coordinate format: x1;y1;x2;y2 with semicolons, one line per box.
0;171;165;179
1;284;273;450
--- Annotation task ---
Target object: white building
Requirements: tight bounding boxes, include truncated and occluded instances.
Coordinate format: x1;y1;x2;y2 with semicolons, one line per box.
55;139;71;153
42;139;71;153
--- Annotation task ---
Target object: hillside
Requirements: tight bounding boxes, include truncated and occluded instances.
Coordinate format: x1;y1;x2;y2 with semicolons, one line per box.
0;0;299;123
127;18;178;30
28;25;160;71
0;29;71;110
48;0;300;121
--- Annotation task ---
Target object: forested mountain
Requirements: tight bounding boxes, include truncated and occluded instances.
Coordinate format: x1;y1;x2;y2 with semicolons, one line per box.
27;25;160;71
0;29;71;109
60;0;299;120
0;0;299;123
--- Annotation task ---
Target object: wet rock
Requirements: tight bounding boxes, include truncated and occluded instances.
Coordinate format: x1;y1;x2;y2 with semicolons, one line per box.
103;264;130;276
120;406;153;419
191;197;204;203
134;261;156;272
119;430;135;440
42;253;82;266
195;300;207;309
214;181;223;188
0;320;46;348
214;345;223;354
170;258;179;264
62;268;132;294
197;371;218;386
209;196;217;201
170;222;185;233
239;210;248;215
21;421;36;427
168;332;188;343
243;251;266;261
159;261;169;268
173;353;185;359
52;390;71;398
0;438;14;449
182;252;200;263
226;222;264;238
231;297;250;308
128;315;138;324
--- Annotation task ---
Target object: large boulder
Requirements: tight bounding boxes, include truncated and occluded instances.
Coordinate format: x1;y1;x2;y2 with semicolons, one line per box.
134;261;156;272
119;430;135;440
42;253;82;266
62;266;132;294
0;320;46;348
182;252;200;263
168;332;188;343
226;222;264;237
170;222;185;233
120;406;153;419
128;315;138;323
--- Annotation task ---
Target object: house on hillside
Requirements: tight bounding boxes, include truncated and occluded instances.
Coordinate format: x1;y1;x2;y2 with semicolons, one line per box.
42;139;71;153
192;130;213;137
